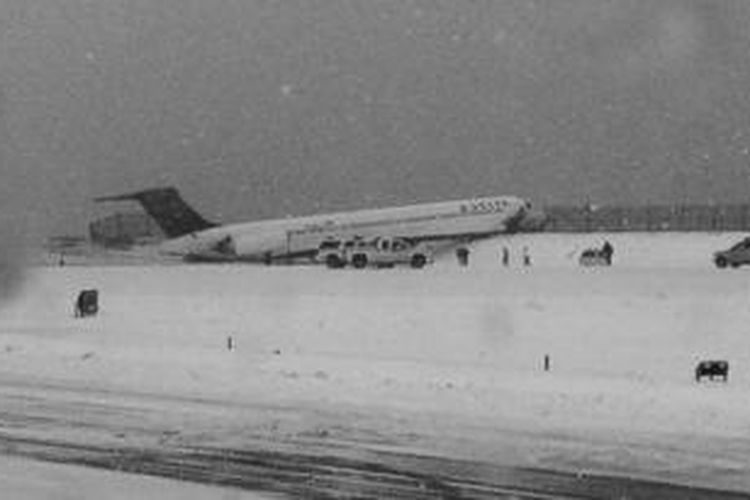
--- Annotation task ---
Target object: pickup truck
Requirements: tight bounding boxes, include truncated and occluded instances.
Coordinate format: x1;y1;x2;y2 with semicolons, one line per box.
348;236;433;269
316;237;366;268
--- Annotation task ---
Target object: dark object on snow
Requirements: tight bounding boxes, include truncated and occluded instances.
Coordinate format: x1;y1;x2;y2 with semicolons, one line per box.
713;237;750;269
601;241;614;264
75;289;98;318
695;360;729;382
456;247;470;267
579;242;614;266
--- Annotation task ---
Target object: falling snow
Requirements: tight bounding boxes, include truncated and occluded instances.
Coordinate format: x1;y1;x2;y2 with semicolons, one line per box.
2;1;750;237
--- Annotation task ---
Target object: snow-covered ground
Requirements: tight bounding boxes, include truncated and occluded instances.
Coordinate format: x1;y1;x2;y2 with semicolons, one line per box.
3;231;750;495
454;230;748;269
0;455;277;500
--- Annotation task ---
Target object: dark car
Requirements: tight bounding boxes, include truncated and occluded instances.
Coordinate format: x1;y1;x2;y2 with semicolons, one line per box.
714;237;750;268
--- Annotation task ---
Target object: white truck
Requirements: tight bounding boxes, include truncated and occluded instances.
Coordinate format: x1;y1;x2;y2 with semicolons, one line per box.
348;236;433;269
316;236;367;269
316;236;434;269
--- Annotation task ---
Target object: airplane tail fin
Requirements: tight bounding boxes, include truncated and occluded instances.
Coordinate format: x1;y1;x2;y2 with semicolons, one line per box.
95;187;219;238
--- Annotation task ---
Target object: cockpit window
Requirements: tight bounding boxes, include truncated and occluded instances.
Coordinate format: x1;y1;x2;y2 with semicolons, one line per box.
319;240;340;249
729;240;750;251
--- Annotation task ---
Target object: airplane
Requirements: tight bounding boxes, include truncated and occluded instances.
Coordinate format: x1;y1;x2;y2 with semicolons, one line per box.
95;187;545;264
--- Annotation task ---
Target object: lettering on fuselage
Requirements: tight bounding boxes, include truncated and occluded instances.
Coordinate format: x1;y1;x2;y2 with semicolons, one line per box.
301;220;337;234
460;199;511;214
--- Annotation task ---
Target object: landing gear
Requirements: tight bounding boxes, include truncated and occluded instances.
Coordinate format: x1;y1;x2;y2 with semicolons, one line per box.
351;254;368;269
410;254;427;269
326;254;345;269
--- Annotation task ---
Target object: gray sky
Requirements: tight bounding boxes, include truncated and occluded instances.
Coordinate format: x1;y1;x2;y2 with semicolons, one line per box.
3;0;750;238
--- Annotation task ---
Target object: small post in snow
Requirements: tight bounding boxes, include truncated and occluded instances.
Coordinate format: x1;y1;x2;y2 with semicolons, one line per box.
227;335;235;351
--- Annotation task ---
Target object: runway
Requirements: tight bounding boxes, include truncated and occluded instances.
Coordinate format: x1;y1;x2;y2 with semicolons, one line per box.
0;376;744;499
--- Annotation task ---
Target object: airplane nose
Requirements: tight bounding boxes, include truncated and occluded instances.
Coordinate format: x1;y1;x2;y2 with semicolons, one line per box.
516;208;548;232
526;210;549;231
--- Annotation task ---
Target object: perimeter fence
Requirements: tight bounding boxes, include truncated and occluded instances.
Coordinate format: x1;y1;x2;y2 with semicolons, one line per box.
544;204;750;233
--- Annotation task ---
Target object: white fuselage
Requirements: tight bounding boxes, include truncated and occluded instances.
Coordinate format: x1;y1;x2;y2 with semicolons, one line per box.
160;195;530;262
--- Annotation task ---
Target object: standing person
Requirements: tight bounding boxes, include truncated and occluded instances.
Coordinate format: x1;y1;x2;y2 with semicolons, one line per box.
501;246;510;267
601;240;614;265
522;246;531;266
456;246;470;267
